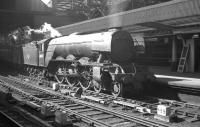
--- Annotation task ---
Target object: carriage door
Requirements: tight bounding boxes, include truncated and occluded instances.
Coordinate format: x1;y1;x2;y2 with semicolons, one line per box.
38;43;45;66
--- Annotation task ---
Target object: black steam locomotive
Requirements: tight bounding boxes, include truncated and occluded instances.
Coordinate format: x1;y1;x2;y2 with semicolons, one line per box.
0;30;155;97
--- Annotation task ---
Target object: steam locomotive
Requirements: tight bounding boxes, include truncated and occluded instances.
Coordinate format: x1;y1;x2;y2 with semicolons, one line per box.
0;29;155;97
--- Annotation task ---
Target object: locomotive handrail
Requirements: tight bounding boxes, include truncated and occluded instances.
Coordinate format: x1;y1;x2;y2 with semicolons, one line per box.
50;59;79;62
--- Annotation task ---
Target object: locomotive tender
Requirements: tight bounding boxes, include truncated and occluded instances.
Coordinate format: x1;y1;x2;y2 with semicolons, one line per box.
0;30;155;97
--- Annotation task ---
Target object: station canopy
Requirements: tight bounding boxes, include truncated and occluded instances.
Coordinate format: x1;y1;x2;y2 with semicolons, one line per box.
56;0;200;37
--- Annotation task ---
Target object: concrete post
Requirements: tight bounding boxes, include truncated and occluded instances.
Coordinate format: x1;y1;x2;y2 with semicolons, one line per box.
172;36;177;62
171;36;177;71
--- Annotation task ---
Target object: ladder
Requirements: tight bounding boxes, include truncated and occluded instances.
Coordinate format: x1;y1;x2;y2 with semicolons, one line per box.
177;44;190;73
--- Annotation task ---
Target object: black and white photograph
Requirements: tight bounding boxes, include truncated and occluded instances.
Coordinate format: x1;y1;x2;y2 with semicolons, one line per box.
0;0;200;127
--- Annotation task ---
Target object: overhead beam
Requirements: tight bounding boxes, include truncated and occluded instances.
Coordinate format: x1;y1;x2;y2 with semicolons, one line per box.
174;26;200;34
138;22;175;30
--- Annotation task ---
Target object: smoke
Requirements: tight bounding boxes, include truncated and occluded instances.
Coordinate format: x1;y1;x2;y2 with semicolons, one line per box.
40;22;62;38
108;0;130;28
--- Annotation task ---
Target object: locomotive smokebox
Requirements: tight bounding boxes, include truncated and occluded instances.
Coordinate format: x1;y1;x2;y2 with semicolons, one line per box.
111;31;135;63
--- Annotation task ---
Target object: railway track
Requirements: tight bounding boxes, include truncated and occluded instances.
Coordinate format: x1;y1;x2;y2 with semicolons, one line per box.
0;74;200;127
0;75;173;127
19;74;200;122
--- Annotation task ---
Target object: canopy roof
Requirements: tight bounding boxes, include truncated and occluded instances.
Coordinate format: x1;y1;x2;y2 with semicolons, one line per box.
56;0;200;37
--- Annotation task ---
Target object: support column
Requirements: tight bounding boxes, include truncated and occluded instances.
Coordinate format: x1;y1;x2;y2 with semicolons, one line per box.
171;36;177;71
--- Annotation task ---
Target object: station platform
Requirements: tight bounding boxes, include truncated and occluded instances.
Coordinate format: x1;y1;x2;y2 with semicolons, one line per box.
149;66;200;89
